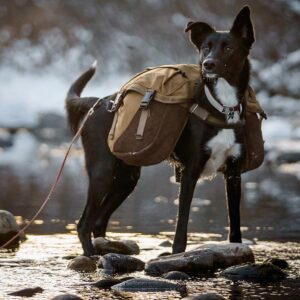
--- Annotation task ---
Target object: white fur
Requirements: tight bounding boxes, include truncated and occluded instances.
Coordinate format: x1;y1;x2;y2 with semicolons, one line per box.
91;60;98;69
201;78;241;179
215;77;240;124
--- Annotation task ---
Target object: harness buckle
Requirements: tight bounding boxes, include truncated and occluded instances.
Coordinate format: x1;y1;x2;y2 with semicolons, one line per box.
107;92;123;112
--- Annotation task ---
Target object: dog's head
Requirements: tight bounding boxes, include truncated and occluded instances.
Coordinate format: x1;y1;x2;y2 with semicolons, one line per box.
185;6;255;86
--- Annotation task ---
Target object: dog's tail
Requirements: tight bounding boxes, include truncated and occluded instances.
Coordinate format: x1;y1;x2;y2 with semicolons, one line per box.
65;60;100;134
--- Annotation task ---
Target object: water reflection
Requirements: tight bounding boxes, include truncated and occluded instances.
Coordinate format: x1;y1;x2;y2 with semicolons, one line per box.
0;134;300;242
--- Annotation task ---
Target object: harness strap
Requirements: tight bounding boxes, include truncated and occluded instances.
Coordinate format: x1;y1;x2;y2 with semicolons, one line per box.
189;103;244;128
136;109;150;140
204;85;242;121
109;112;119;139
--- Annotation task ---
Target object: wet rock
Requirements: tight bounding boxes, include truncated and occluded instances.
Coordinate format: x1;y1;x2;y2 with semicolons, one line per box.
67;256;97;272
183;293;225;300
8;286;44;297
158;251;171;257
0;210;20;248
51;294;83;300
162;271;191;280
111;278;187;293
263;258;289;269
159;240;172;247
100;253;145;274
93;237;140;255
92;276;134;289
220;263;287;282
145;243;254;276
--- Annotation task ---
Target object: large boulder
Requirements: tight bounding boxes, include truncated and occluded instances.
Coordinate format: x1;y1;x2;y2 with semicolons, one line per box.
100;253;145;274
111;278;186;293
220;263;287;282
0;210;20;248
67;256;97;272
93;237;140;255
145;243;254;276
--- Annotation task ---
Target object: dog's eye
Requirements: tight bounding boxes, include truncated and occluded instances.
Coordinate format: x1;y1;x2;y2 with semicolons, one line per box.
224;46;233;52
202;46;210;54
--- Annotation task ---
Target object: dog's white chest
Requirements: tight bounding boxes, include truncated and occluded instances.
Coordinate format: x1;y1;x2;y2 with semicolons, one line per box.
201;129;240;179
201;78;241;179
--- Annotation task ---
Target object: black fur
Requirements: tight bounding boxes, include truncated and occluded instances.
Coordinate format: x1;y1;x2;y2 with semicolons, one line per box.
65;6;255;256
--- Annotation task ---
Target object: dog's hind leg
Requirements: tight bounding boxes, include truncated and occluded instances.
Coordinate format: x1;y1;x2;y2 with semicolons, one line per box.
224;156;242;243
93;162;141;238
77;158;116;256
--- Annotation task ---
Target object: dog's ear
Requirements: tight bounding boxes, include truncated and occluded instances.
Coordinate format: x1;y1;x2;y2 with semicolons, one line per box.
185;21;214;49
230;6;255;49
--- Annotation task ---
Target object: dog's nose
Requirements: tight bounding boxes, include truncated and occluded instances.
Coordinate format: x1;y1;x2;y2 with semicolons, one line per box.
203;59;216;71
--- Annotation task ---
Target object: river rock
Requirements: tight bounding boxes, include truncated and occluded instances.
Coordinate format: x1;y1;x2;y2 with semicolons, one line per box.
220;263;287;281
162;271;191;280
8;287;44;297
0;210;20;248
51;294;83;300
183;293;225;300
145;243;254;276
67;256;97;272
100;253;145;274
93;237;140;255
111;278;186;293
159;240;172;247
92;277;134;289
263;258;289;269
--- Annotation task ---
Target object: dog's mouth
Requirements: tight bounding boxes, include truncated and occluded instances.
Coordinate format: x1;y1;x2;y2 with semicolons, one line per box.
203;72;218;85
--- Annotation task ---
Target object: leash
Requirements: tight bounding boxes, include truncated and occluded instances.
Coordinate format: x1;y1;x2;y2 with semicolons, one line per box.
0;98;102;250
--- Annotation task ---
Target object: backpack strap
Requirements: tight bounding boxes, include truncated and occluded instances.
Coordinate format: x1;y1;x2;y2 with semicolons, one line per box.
135;90;156;139
189;104;245;128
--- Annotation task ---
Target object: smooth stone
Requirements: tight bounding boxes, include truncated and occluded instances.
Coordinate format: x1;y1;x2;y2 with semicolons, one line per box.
145;243;254;276
220;262;287;281
263;258;289;269
0;210;20;247
162;271;191;280
8;287;44;297
159;240;172;247
93;237;140;255
100;253;145;274
67;256;97;272
158;252;171;257
183;293;225;300
92;276;134;289
51;294;83;300
111;278;186;293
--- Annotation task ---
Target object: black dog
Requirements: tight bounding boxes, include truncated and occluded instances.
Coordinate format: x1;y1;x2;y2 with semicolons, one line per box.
66;6;255;256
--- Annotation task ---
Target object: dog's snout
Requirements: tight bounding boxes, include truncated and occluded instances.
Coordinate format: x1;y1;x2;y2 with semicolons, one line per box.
203;59;216;71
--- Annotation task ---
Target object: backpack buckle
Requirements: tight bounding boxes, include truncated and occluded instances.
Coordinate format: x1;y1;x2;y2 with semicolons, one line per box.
140;90;156;109
107;92;123;112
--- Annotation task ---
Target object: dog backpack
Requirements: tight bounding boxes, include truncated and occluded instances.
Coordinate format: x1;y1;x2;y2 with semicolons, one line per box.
107;64;200;166
107;64;266;171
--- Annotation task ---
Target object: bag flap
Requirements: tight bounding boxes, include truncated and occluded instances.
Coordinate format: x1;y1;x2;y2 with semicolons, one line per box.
121;64;201;104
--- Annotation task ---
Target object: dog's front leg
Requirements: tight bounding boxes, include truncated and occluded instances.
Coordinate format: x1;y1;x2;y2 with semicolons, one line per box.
224;156;242;243
172;168;199;254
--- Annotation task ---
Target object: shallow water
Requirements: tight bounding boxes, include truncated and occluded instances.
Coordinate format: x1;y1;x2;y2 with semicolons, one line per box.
0;141;300;299
0;233;299;300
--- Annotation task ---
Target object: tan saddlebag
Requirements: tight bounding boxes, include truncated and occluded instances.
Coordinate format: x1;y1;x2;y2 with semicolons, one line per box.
107;64;265;172
107;64;200;166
